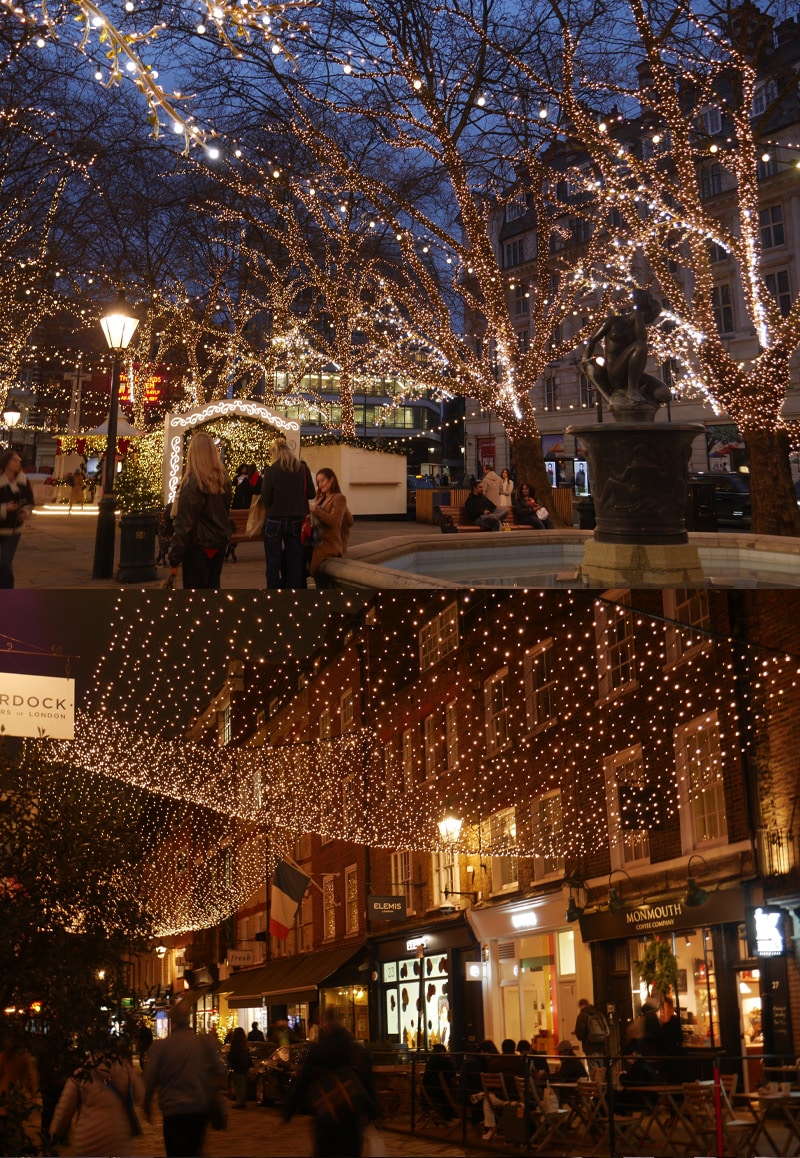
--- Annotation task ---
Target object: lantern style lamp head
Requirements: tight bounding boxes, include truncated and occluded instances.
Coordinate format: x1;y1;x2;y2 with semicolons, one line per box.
100;290;140;352
155;944;168;959
3;406;21;429
684;854;721;908
438;806;463;843
566;896;585;923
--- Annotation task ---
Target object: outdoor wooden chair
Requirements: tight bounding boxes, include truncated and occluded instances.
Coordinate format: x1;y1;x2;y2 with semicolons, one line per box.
416;1079;457;1132
438;1072;482;1137
521;1076;574;1154
682;1080;756;1157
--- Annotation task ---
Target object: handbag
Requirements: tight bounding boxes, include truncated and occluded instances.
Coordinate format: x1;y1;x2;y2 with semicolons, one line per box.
245;495;266;539
105;1075;143;1137
536;506;549;521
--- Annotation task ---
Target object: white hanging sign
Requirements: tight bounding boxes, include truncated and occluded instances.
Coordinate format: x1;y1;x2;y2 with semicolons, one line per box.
0;673;75;739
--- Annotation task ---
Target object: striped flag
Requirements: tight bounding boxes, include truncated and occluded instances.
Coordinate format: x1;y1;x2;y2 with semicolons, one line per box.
269;859;311;939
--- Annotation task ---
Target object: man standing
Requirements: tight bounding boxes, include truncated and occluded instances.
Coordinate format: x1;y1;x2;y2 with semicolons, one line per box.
482;463;502;506
144;1009;225;1157
574;997;610;1081
247;1021;265;1042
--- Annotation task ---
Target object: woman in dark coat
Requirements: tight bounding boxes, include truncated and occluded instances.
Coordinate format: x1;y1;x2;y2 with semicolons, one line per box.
261;438;314;589
227;1027;251;1109
167;433;233;589
0;449;34;588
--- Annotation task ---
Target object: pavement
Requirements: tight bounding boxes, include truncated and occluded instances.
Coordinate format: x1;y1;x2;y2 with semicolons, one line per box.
14;506;441;589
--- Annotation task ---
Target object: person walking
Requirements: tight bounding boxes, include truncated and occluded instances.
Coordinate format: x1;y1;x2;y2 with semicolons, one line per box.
137;1021;154;1070
0;449;34;588
309;468;353;585
227;1026;250;1109
284;1011;377;1157
50;1052;143;1158
261;437;314;589
143;1009;224;1158
574;997;610;1081
167;432;233;590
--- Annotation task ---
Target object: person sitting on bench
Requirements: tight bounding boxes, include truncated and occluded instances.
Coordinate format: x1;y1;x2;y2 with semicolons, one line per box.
462;480;510;530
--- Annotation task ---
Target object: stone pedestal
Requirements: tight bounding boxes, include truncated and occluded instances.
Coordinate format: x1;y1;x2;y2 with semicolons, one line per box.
567;421;706;586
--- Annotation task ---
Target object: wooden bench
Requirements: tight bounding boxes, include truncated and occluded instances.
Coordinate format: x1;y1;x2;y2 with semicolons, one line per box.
438;495;574;532
229;507;263;544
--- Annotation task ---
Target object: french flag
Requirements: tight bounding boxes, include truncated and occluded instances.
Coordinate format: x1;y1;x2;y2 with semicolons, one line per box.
269;860;311;940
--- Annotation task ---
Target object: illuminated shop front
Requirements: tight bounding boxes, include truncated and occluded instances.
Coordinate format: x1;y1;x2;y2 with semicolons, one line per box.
467;894;594;1050
372;919;482;1052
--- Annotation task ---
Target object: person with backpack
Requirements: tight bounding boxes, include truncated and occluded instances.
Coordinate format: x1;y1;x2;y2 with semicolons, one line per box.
574;997;610;1081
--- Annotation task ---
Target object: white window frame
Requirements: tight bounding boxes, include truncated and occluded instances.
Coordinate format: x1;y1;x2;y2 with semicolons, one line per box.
752;78;778;117
445;701;459;770
402;727;416;789
700;106;723;135
218;705;231;747
595;592;638;704
323;873;337;940
532;789;565;880
484;808;518;893
391;850;415;914
345;863;359;935
431;848;461;908
484;667;511;755
674;710;728;851
340;688;354;733
298;895;313;952
523;640;558;732
319;708;332;739
663;589;712;669
423;712;438;779
544;376;558;412
419;602;460;672
506;196;527;222
605;744;651;870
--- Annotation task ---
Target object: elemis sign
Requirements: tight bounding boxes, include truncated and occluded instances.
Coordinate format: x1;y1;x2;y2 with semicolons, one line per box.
0;673;75;739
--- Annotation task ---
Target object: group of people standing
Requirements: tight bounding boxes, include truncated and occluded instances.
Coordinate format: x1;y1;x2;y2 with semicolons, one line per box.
167;433;353;590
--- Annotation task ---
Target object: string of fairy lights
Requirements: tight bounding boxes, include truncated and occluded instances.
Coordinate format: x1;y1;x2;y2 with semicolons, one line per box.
22;591;800;935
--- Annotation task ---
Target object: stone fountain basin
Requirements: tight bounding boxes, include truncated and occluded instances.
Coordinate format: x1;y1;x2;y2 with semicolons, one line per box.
319;529;800;589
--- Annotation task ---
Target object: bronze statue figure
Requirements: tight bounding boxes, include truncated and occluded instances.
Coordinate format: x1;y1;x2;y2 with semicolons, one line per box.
580;289;671;420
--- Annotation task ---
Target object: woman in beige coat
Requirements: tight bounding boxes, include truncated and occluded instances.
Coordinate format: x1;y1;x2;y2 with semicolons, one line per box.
309;468;353;581
50;1054;143;1157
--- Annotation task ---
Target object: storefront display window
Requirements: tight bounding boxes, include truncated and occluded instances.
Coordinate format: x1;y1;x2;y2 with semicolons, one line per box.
383;951;450;1049
320;985;368;1041
630;930;719;1047
498;932;558;1048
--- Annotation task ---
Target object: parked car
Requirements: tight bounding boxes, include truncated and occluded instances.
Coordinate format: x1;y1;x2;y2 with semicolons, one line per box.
253;1042;310;1106
689;471;751;529
223;1040;277;1101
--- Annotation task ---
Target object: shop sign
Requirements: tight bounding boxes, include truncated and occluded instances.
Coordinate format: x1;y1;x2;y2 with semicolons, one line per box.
368;895;407;921
227;950;254;967
749;907;786;957
578;888;746;941
0;673;75;739
406;936;428;953
465;961;485;981
510;908;538;930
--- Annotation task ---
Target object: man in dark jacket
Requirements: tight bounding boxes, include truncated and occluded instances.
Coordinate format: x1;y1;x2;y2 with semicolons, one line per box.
462;481;510;530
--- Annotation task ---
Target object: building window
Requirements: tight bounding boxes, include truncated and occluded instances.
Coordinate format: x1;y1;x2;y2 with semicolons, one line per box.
345;864;359;934
579;374;595;409
485;808;518;891
323;874;336;939
700;106;722;135
484;667;511;755
419;601;459;672
294;833;312;862
431;848;460;907
506;197;527;222
319;709;332;738
760;204;785;249
544;376;558;412
423;713;439;779
764;270;792;317
532;790;565;879
595;592;637;701
504;238;525;266
218;705;231;747
660;359;679;391
445;701;459;770
402;727;416;789
700;164;722;198
712;284;735;334
340;688;354;733
391;850;414;913
570;215;592;243
298;895;314;952
675;710;727;849
752;78;778;117
708;241;728;263
523;640;558;731
517;329;530;351
605;744;651;868
515;283;529;315
757;155;778;180
663;589;711;667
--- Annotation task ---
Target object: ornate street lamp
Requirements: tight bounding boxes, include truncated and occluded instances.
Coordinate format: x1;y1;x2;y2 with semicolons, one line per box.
92;291;139;579
3;406;21;449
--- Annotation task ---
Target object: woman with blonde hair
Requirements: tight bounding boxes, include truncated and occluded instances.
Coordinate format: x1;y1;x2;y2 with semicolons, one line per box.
261;436;314;588
309;468;353;584
168;432;233;589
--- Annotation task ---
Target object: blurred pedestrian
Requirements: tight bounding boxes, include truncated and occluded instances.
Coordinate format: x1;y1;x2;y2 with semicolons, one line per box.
167;432;233;590
227;1027;250;1109
247;1022;265;1043
0;449;34;588
137;1022;153;1070
50;1052;142;1157
143;1009;225;1158
261;437;314;589
0;1027;40;1153
309;468;353;585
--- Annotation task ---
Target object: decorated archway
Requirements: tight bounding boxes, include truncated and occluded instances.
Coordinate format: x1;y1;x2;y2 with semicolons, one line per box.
162;400;300;503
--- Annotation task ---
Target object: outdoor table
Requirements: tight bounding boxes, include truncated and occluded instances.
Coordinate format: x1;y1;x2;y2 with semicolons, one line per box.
634;1084;704;1156
372;1065;412;1118
742;1091;800;1157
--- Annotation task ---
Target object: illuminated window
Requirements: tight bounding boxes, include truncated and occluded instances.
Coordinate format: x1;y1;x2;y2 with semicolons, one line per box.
445;701;459;769
484;667;511;755
605;744;651;868
595;592;637;701
484;808;518;891
675;710;727;848
532;790;565;879
298;896;313;952
345;864;359;934
419;602;459;671
323;875;336;939
391;850;414;913
523;640;558;731
663;589;711;666
340;688;354;732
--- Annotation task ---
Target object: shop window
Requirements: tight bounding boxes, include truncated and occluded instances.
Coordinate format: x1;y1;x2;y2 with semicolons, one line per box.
484;808;518;892
674;710;727;849
484;667;511;755
345;864;359;934
523;640;558;731
445;701;459;769
423;712;439;778
605;744;651;868
595;591;638;702
663;589;711;667
557;929;576;975
532;790;565;879
430;848;460;908
391;850;415;914
402;727;416;788
323;874;336;939
419;601;459;672
340;688;354;733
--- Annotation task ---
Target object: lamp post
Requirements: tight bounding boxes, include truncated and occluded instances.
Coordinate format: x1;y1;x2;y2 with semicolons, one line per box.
92;291;139;580
3;405;21;450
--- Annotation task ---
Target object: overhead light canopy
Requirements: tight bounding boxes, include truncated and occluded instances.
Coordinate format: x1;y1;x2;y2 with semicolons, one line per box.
99;290;140;351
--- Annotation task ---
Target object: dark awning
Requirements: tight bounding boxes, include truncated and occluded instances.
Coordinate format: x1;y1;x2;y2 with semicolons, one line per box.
223;944;366;1008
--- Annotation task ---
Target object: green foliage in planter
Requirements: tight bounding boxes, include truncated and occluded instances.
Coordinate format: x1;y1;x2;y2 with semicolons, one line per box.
114;455;162;514
634;937;679;997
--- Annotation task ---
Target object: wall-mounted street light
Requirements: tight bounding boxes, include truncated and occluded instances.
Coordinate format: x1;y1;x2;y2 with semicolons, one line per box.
684;854;723;908
92;290;139;580
438;805;463;843
155;944;168;959
608;867;649;914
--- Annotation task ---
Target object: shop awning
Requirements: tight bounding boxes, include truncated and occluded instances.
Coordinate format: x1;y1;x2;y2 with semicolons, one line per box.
223;944;366;1008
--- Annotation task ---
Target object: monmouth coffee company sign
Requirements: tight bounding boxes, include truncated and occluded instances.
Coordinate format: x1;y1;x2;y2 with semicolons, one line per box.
0;673;75;739
578;887;745;941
